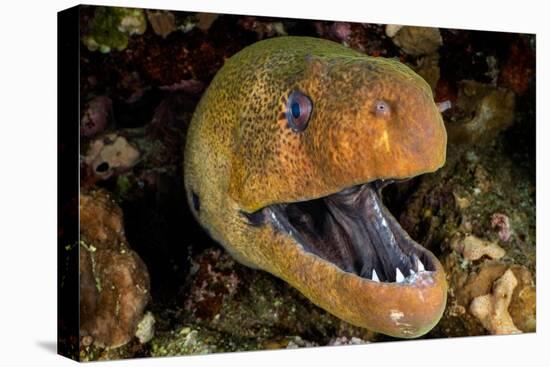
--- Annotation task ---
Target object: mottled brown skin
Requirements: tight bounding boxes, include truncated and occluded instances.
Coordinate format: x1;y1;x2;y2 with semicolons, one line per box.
184;36;447;337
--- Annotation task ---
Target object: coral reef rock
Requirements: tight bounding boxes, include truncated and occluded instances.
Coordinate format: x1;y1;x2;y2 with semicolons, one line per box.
395;133;535;338
499;39;535;95
388;26;442;56
330;22;352;43
491;213;512;242
80;96;112;138
176;248;377;347
82;7;147;53
84;133;141;180
327;336;367;346
451;234;506;261
238;17;287;39
196;13;219;31
448;261;535;335
79;189;151;348
385;24;403;38
446;80;516;144
284;336;319;349
146;10;176;39
135;311;156;344
469;269;522;335
413;53;440;93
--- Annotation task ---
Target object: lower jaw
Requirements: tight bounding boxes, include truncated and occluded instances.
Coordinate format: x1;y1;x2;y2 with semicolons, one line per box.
273;235;448;338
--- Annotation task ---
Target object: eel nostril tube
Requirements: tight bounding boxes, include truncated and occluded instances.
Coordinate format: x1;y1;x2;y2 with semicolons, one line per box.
436;100;452;113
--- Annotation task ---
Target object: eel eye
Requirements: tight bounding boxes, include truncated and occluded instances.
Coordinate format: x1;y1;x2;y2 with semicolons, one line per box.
375;100;391;117
286;91;313;132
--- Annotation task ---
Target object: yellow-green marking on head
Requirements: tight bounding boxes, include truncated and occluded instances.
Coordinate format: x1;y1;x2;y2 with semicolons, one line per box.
184;36;447;338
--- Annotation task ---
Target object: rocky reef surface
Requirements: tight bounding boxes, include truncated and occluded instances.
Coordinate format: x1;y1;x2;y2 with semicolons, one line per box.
72;6;535;360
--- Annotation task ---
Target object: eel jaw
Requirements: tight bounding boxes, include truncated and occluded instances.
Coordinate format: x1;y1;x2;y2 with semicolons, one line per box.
269;182;436;284
242;181;447;337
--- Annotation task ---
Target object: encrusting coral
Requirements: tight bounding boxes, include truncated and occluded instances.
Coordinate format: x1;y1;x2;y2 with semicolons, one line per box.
446;81;516;144
387;26;442;56
82;7;147;53
451;234;506;261
80;96;112;138
84;133;141;180
469;269;522;335
79;189;151;349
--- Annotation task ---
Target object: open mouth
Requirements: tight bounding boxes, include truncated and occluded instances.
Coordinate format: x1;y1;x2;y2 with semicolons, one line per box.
243;181;434;284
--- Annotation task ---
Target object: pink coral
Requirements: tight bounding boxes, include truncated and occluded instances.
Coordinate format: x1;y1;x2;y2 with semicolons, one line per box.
184;249;241;320
80;96;112;137
491;213;512;242
330;22;352;43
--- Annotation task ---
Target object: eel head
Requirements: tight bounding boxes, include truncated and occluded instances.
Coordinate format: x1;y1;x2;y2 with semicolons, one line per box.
188;38;448;338
229;48;447;338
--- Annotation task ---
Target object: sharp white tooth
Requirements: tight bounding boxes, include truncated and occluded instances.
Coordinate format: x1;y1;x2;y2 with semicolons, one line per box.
395;268;405;283
417;259;426;272
372;269;380;282
409;269;415;276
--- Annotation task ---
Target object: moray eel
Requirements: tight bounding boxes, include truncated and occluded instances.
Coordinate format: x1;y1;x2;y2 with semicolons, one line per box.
184;36;447;338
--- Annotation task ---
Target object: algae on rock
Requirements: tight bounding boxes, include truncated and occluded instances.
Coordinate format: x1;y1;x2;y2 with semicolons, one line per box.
83;7;147;53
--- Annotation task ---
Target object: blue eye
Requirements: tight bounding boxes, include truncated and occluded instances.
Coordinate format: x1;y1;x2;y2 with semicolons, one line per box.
286;91;313;132
291;102;301;119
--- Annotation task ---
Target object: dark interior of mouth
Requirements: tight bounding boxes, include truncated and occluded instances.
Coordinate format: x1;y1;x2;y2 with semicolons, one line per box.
255;182;435;283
